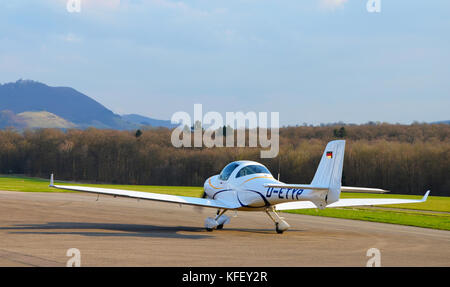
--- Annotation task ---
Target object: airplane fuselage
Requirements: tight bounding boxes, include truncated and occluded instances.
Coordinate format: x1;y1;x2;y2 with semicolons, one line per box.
203;161;321;211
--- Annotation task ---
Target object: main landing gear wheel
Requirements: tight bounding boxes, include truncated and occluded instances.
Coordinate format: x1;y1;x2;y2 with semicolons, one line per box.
275;223;284;234
266;208;290;234
216;224;224;230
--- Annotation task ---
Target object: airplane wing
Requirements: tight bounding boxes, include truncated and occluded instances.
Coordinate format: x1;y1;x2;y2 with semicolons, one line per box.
49;175;237;210
274;190;430;211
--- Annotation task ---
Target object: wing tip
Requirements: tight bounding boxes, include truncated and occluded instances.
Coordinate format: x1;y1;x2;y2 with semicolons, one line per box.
49;173;54;187
421;190;431;202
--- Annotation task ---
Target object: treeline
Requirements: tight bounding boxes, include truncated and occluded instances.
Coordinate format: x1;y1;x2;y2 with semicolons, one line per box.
0;124;448;196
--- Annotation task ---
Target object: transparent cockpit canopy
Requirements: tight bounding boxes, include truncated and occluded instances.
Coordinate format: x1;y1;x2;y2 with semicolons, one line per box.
219;162;240;181
236;165;271;178
219;161;272;181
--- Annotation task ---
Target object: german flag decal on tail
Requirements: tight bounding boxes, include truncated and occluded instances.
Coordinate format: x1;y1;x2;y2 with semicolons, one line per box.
326;151;333;158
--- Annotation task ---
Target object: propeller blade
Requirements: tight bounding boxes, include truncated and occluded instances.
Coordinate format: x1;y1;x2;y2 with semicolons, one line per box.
194;191;208;213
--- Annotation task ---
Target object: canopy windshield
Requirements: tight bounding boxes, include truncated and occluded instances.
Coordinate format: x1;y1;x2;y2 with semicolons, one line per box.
219;162;240;181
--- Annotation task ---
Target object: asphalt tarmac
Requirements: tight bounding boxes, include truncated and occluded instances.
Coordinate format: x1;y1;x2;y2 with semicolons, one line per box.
0;190;448;266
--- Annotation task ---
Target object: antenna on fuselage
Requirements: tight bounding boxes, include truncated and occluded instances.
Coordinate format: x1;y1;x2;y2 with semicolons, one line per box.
277;155;281;181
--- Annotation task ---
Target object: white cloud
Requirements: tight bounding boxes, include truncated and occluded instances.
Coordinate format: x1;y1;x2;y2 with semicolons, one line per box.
85;0;121;10
61;33;83;43
319;0;349;10
150;0;187;10
45;0;121;11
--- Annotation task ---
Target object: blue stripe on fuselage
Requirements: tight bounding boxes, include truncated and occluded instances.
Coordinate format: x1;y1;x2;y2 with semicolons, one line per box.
211;189;232;199
236;189;270;208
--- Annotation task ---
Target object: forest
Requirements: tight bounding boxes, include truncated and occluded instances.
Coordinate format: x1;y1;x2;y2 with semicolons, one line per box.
0;123;448;196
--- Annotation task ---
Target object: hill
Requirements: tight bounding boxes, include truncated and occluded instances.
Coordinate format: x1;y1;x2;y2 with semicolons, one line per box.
0;110;26;129
0;80;171;130
122;114;175;128
17;111;77;129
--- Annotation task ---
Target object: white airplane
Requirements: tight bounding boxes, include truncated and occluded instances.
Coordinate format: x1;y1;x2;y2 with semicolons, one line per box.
49;140;430;234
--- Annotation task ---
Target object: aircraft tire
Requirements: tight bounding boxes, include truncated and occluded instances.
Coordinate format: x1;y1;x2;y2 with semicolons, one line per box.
275;223;284;234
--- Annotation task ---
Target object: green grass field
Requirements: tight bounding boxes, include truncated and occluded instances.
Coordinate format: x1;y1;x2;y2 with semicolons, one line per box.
0;175;204;196
1;175;449;231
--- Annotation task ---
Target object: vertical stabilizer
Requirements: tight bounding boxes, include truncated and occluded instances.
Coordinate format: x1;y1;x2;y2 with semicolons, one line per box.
311;140;345;205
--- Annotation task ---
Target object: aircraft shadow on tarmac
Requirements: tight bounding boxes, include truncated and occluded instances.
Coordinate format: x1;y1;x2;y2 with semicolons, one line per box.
1;222;303;237
1;222;214;239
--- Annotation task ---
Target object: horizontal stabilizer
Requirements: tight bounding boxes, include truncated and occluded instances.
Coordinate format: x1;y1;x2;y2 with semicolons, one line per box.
275;190;430;211
265;184;388;194
341;186;389;194
264;183;329;191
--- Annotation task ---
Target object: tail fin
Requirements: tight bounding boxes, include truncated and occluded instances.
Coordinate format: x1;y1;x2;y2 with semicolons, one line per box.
311;140;345;205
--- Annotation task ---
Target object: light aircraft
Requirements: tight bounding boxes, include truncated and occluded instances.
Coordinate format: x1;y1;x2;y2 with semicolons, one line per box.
50;140;430;233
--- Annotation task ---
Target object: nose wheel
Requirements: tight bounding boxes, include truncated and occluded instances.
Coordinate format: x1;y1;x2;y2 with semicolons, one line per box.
266;208;290;234
204;209;230;231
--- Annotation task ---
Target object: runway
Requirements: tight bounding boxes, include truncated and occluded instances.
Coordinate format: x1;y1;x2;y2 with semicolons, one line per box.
0;190;449;266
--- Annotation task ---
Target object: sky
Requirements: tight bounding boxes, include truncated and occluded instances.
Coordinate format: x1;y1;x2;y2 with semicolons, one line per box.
0;0;449;126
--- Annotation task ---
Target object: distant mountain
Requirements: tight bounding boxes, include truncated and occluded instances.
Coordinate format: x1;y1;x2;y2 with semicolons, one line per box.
0;80;172;130
431;120;450;124
0;110;26;129
122;114;175;129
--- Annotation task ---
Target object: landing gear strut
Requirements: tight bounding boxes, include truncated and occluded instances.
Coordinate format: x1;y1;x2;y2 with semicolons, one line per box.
215;209;224;229
265;207;290;234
